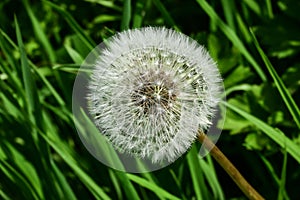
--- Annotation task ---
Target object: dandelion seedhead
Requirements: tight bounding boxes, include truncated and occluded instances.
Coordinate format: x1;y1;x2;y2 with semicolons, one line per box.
88;27;222;163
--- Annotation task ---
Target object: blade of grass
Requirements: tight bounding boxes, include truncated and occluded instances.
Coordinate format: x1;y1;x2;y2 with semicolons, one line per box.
186;145;208;200
40;108;112;199
15;16;61;200
51;161;77;200
196;0;267;82
265;0;274;19
0;161;40;200
132;0;147;28
250;29;300;129
43;0;95;51
64;44;84;64
37;128;111;200
84;0;122;11
0;30;18;72
1;142;42;199
74;108;125;170
221;0;236;31
169;170;187;200
259;156;290;200
126;174;181;200
72;109;140;200
0;28;65;106
121;0;131;30
23;0;56;62
0;189;10;200
114;171;140;200
152;0;180;31
277;147;287;200
199;157;225;200
22;0;72;99
108;169;123;200
224;101;300;164
241;0;261;16
15;16;38;120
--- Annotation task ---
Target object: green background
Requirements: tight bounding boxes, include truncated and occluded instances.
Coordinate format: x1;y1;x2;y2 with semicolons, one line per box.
1;0;300;199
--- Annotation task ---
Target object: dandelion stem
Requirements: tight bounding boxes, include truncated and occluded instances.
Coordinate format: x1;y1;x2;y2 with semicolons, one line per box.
198;132;265;200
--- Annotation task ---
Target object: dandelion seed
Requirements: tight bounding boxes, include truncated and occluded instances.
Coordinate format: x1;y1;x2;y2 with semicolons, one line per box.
87;27;222;164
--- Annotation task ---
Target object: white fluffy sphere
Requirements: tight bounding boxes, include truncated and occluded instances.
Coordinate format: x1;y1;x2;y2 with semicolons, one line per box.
88;27;222;163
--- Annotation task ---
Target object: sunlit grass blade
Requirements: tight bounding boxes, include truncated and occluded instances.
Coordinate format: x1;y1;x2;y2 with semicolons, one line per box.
199;157;225;200
186;145;207;200
108;169;123;200
74;108;125;169
0;189;10;200
15;16;63;199
196;0;267;82
73;109;141;200
0;161;40;200
221;0;236;31
15;16;39;120
84;0;122;11
265;0;274;19
1;142;43;199
121;0;131;30
224;102;300;164
132;0;146;28
236;13;252;43
114;171;140;200
51;162;77;200
128;158;167;199
0;30;18;72
127;174;181;200
250;29;300;129
23;0;56;62
0;28;65;106
241;0;261;16
64;44;84;64
37;129;111;200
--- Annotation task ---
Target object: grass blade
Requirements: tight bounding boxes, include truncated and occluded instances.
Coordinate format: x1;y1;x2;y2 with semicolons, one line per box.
224;102;300;164
260;156;290;200
250;29;300;129
15;16;39;119
132;0;147;28
0;29;66;106
84;0;122;11
114;171;141;200
51;162;77;200
186;145;207;200
44;0;96;50
23;0;56;62
64;44;84;64
0;161;40;200
277;148;287;200
196;0;267;82
127;174;181;200
74;109;140;200
199;157;225;200
221;0;236;31
38;129;111;200
152;0;180;31
121;0;131;30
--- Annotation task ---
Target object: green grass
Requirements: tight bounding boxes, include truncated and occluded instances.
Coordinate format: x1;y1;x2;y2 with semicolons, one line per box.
1;0;300;199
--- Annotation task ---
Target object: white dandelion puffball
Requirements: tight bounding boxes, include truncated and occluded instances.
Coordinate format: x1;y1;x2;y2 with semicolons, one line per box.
86;27;223;164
